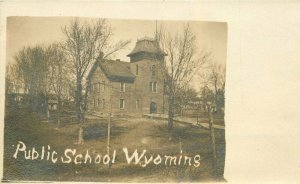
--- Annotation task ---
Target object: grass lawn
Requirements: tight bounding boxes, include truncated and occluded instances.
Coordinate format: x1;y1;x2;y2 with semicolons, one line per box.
3;107;225;182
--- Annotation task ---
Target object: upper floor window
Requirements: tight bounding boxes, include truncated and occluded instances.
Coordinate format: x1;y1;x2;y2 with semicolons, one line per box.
151;65;156;76
149;82;158;92
136;64;139;75
90;83;93;92
120;99;125;109
153;82;157;92
120;82;125;92
149;82;152;91
102;81;105;92
93;84;96;93
95;83;100;93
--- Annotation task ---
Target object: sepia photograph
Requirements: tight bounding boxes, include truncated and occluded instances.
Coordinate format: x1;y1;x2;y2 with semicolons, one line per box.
3;17;227;182
1;1;300;184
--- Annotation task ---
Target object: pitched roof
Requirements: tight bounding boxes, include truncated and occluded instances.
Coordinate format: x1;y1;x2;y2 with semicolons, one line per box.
127;38;167;57
87;59;135;83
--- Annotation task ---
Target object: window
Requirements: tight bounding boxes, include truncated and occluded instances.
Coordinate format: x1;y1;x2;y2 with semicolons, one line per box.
136;100;139;109
149;82;153;91
149;81;158;92
120;82;125;92
94;84;97;93
102;81;105;91
153;82;157;92
97;99;101;107
136;64;139;75
97;83;100;92
120;99;125;109
101;99;105;108
94;98;96;108
151;65;156;76
90;84;93;92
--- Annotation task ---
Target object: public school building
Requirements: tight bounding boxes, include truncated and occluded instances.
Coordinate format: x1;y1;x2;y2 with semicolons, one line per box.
86;38;168;116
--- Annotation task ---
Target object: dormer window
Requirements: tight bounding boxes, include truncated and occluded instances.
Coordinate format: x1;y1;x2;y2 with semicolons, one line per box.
120;82;125;92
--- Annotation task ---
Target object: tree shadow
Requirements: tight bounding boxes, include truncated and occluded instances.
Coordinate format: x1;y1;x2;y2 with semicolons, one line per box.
83;119;131;141
147;122;210;142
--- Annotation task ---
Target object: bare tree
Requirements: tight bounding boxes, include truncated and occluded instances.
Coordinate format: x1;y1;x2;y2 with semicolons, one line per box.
14;45;52;112
5;64;19;94
156;25;210;132
5;64;24;107
61;18;129;144
208;63;226;113
174;86;199;115
47;43;70;127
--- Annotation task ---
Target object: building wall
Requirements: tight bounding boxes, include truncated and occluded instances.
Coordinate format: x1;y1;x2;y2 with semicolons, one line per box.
87;67;111;114
129;58;167;115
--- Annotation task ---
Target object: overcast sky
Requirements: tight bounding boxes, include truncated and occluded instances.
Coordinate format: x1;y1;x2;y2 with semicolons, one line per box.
7;17;227;63
6;17;227;91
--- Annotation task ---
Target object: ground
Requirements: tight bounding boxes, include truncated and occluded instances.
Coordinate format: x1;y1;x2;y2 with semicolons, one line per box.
3;107;225;182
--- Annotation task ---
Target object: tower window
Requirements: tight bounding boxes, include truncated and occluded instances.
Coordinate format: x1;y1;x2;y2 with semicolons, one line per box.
151;65;156;76
120;82;125;92
149;81;158;92
153;82;157;92
149;82;153;91
120;99;125;109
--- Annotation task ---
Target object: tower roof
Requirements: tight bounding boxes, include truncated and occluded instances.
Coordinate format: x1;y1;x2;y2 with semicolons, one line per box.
127;38;167;57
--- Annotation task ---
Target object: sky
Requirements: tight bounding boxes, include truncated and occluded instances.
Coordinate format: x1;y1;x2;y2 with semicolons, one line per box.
6;17;227;91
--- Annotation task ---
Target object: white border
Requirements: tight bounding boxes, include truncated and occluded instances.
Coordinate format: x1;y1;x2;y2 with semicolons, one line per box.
1;1;300;184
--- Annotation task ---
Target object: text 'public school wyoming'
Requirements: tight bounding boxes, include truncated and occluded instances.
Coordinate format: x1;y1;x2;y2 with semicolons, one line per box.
13;141;201;168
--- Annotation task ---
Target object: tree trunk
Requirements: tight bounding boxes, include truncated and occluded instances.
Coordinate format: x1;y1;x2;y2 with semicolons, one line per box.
168;95;174;132
46;98;50;121
46;108;50;120
57;96;61;128
76;77;83;122
76;77;84;144
78;125;84;144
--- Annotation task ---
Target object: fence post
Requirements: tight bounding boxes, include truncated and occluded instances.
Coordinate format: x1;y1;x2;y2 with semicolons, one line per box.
207;103;217;179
